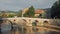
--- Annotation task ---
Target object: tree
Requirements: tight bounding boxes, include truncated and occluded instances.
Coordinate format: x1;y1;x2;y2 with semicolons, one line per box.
17;10;22;17
8;14;16;18
51;0;60;19
1;11;8;18
24;6;35;17
38;14;42;18
38;13;46;18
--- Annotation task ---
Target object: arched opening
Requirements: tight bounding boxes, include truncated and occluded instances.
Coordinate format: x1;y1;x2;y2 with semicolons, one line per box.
0;19;18;34
44;21;48;24
32;20;39;32
0;19;13;34
32;20;38;26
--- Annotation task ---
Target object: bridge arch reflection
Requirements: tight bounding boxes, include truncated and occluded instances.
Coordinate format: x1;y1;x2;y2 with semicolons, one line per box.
0;18;60;34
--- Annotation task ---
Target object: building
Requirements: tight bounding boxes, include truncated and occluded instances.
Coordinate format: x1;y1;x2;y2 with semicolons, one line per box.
35;9;46;18
22;8;29;14
22;8;29;17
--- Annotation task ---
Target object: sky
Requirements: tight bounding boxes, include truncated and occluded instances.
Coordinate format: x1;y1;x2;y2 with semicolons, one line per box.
0;0;58;11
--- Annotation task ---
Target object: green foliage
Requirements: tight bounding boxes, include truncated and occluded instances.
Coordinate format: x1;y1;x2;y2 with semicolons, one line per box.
38;13;46;18
0;11;18;18
23;12;29;17
7;14;16;18
38;14;42;18
51;0;60;18
17;10;22;17
1;11;8;18
24;6;35;17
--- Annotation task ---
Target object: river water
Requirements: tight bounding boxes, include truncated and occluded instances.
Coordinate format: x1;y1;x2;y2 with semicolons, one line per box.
1;24;60;34
0;20;60;34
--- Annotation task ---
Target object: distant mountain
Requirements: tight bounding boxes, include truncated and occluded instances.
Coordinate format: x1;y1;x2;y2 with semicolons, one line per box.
0;10;18;14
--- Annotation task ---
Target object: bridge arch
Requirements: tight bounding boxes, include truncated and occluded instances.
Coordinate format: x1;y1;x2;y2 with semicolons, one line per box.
0;19;17;34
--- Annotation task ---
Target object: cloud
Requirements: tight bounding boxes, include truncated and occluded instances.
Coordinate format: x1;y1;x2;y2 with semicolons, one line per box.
0;0;58;11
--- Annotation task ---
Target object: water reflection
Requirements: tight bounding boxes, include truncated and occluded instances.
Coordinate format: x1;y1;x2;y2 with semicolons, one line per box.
1;25;60;34
48;31;60;34
0;19;60;34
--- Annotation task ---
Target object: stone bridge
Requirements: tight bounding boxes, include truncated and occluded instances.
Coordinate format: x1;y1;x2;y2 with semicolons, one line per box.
2;17;60;26
0;17;60;34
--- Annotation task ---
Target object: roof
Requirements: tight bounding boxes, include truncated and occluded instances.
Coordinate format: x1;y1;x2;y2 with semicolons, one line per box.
35;9;45;14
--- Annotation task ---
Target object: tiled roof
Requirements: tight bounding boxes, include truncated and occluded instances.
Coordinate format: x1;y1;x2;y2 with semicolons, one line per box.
35;9;44;14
